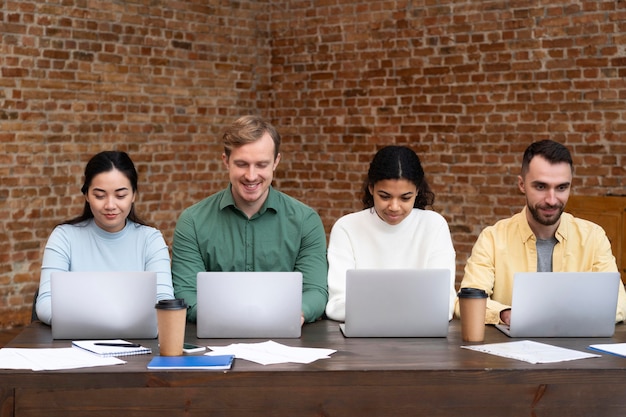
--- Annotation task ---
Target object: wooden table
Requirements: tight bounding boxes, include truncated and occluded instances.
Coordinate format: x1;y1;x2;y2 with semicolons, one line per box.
2;319;626;417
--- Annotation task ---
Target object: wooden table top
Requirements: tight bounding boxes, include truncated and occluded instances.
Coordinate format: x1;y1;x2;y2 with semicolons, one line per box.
5;319;626;417
5;318;626;374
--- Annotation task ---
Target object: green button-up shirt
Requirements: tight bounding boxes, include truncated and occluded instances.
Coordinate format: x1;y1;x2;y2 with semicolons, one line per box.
172;186;328;322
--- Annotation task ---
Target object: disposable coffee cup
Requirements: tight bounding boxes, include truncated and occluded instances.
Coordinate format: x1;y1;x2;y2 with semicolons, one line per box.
155;298;188;356
457;287;488;342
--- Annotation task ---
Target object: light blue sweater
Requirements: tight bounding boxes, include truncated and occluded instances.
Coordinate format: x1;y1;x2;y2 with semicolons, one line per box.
36;219;174;325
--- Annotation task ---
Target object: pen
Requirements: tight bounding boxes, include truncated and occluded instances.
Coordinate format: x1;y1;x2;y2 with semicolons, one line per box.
94;343;142;348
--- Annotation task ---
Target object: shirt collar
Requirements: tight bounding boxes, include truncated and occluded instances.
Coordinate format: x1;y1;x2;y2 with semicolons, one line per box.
518;206;536;243
555;212;568;242
519;205;567;243
218;185;279;217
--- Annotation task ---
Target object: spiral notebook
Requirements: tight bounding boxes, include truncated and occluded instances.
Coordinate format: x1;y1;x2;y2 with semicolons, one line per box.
72;339;152;357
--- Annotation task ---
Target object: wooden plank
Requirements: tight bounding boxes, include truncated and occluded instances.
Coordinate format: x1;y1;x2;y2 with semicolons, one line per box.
15;382;626;417
567;195;626;283
6;321;626;417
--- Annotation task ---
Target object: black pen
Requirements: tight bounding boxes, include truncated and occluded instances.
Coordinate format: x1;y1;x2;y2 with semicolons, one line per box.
94;342;142;348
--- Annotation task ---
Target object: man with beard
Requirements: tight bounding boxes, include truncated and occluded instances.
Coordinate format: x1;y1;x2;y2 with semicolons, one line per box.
455;140;626;325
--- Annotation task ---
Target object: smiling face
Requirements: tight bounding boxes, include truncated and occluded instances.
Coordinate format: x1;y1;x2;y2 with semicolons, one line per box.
222;132;281;218
85;168;136;233
369;178;418;225
518;155;572;238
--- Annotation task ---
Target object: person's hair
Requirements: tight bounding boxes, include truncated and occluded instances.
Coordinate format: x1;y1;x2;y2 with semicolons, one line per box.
61;151;149;227
521;139;573;177
222;115;281;159
361;145;435;210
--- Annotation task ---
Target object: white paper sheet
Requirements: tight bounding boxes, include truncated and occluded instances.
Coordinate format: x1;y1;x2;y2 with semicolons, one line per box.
588;343;626;357
206;340;336;365
0;347;125;371
461;340;600;364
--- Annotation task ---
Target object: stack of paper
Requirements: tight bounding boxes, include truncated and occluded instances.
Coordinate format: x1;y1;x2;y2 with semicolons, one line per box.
206;340;336;365
462;340;600;364
0;348;125;371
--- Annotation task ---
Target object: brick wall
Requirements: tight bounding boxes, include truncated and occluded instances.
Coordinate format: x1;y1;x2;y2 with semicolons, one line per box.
267;0;626;281
1;0;625;328
0;0;272;327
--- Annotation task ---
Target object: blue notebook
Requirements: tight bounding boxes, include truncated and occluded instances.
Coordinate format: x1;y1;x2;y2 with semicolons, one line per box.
147;355;234;370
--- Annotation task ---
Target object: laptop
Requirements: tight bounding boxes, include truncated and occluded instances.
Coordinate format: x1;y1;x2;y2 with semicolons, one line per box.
196;271;303;338
495;272;620;338
339;269;452;337
50;271;158;339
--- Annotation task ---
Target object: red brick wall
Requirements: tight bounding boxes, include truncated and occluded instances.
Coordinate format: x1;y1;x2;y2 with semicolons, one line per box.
0;0;272;327
1;0;625;328
267;1;626;280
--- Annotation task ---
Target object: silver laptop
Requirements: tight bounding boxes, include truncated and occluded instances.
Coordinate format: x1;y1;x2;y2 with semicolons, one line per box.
50;271;158;339
196;271;303;338
340;269;451;337
496;272;620;338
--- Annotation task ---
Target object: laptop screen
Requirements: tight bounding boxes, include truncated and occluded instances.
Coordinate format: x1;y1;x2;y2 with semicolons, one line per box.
501;271;620;337
342;268;451;337
50;271;158;339
196;271;303;338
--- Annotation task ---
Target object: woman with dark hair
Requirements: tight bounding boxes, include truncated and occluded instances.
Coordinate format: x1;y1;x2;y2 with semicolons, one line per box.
36;151;174;325
325;146;456;322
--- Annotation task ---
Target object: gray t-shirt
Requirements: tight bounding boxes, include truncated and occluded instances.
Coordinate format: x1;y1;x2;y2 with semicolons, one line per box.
536;237;558;272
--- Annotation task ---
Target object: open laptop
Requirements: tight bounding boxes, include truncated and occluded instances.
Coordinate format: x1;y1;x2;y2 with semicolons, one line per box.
495;272;621;338
50;271;158;339
339;269;452;337
196;271;303;338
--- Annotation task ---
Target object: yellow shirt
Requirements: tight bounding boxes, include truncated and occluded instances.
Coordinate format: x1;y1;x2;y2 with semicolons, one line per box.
456;207;626;324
